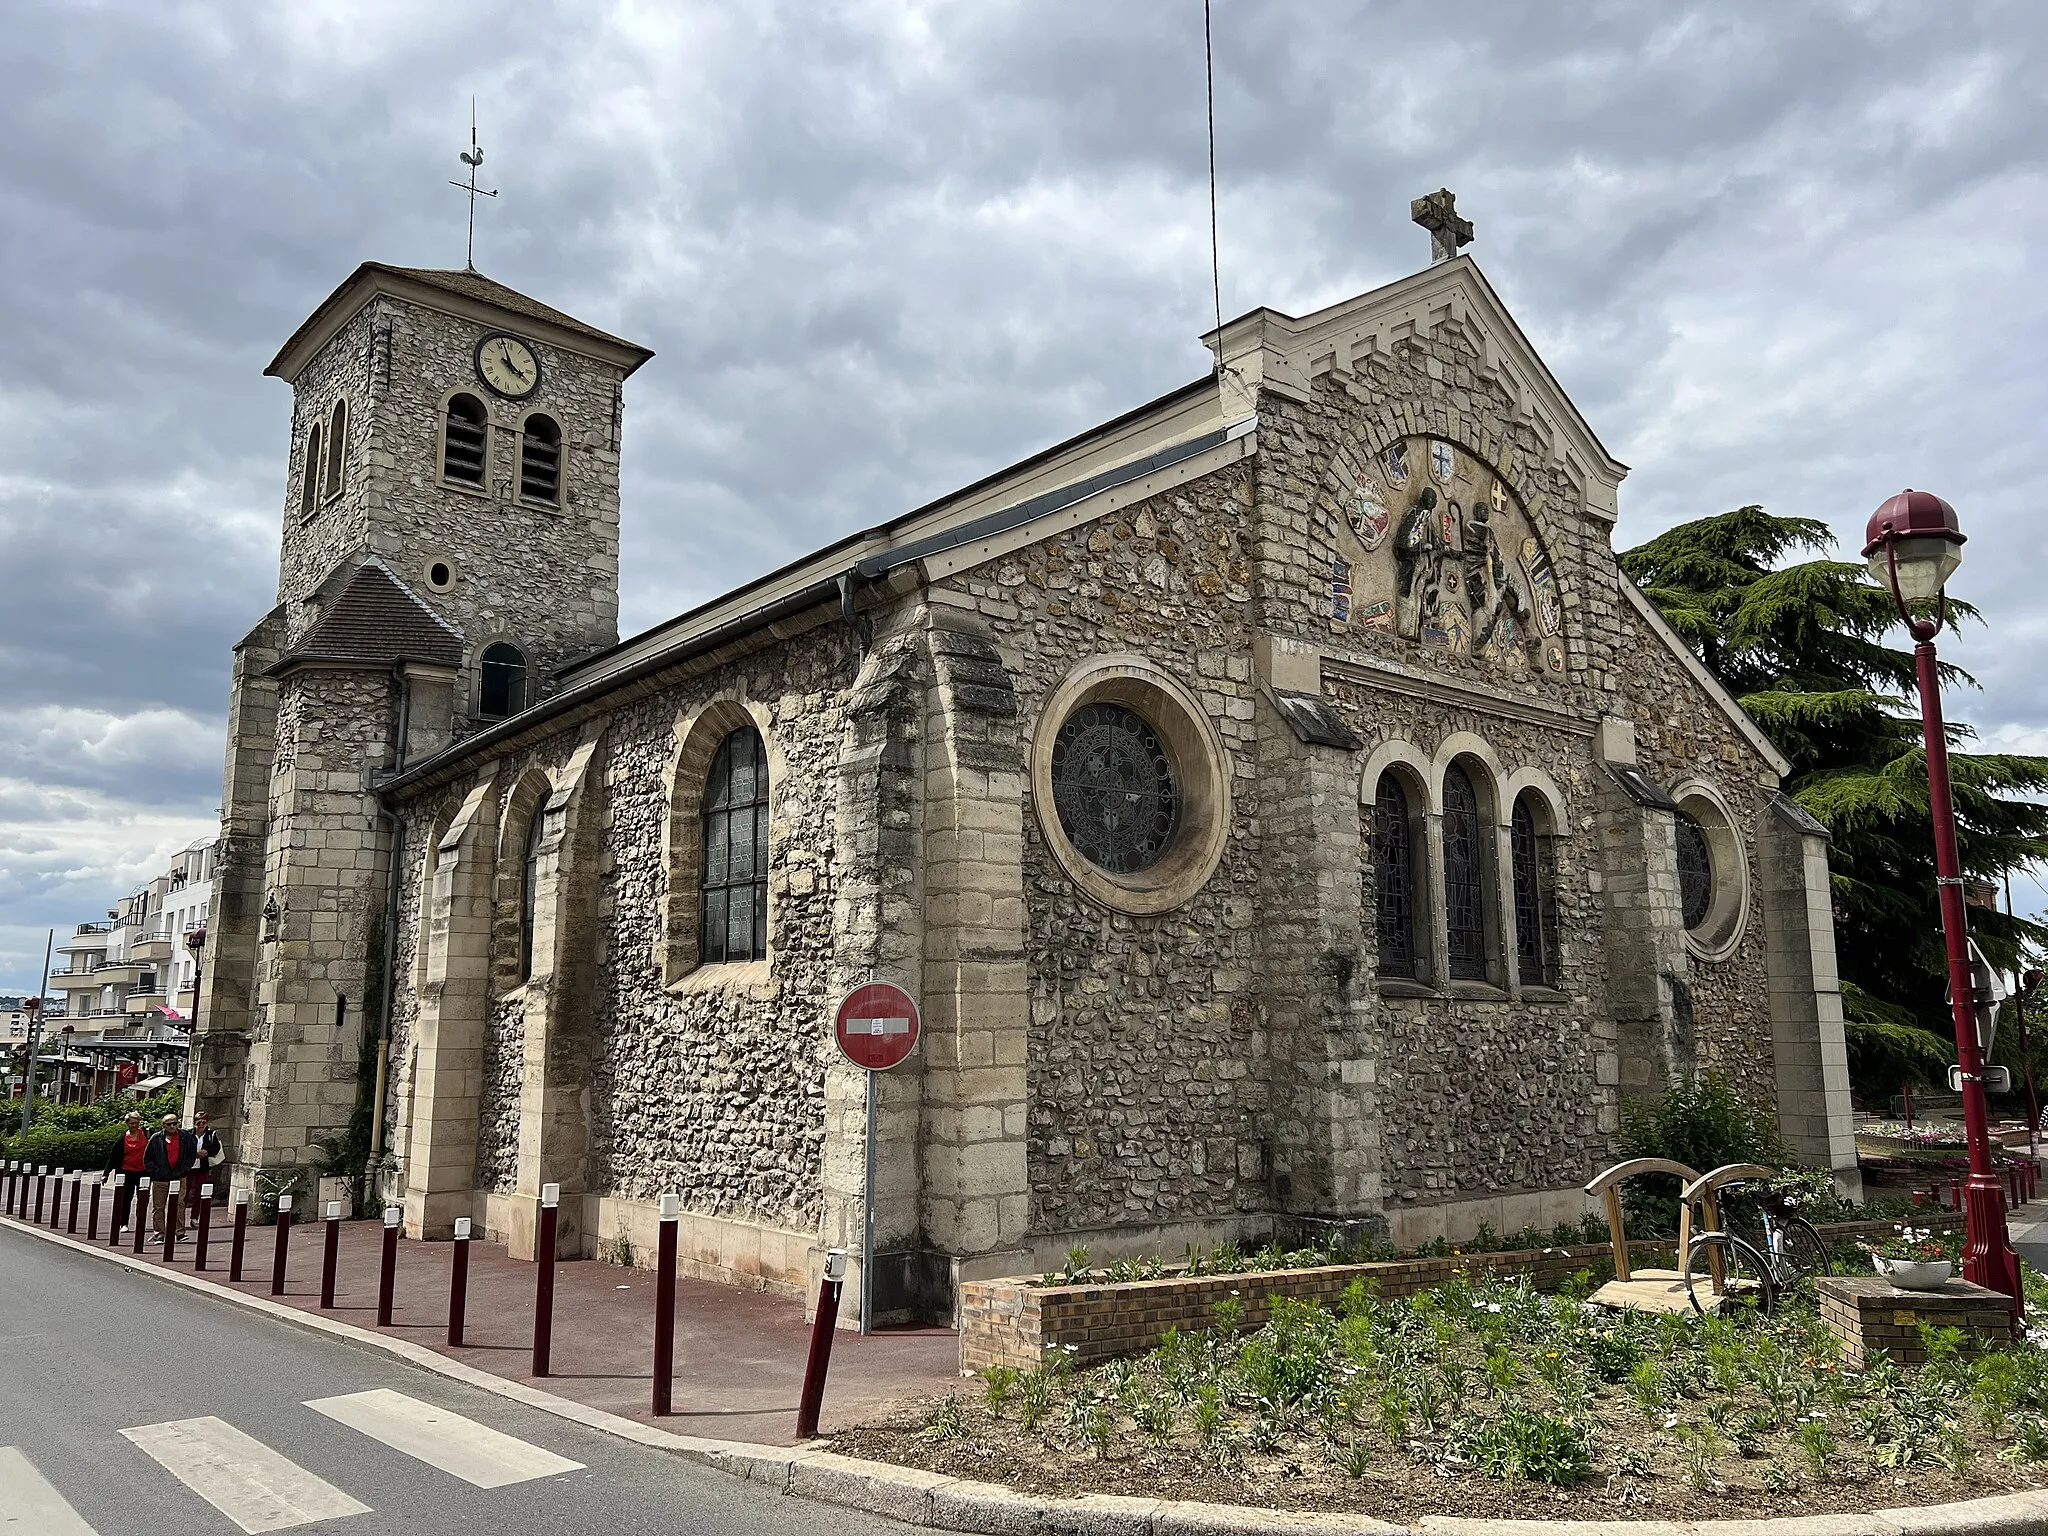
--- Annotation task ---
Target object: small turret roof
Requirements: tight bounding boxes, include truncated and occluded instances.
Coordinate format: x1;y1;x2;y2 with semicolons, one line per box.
267;560;464;675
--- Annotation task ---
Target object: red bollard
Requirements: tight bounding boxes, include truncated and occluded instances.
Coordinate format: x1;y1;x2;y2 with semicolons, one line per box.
67;1175;81;1234
795;1248;849;1439
1952;1178;1963;1212
133;1179;150;1254
194;1184;215;1272
320;1201;342;1308
271;1194;294;1295
87;1177;103;1240
33;1167;47;1225
111;1180;131;1246
448;1216;472;1346
652;1193;679;1415
46;1169;63;1229
3;1161;14;1215
162;1193;181;1263
376;1207;400;1326
229;1189;250;1281
532;1184;560;1377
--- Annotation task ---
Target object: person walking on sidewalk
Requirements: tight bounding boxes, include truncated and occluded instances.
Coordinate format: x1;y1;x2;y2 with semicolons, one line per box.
105;1111;148;1236
183;1112;223;1231
143;1114;194;1245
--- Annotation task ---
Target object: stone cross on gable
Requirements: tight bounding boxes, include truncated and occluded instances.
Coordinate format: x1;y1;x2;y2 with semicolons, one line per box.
1411;188;1474;265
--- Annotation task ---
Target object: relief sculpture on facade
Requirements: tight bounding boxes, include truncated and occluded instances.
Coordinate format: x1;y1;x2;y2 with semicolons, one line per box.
1333;434;1566;676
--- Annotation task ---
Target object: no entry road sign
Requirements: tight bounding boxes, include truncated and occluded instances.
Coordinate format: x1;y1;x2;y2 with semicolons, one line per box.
833;982;921;1072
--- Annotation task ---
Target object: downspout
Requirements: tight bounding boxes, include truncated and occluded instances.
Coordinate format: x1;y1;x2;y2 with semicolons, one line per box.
838;569;867;667
368;667;410;1182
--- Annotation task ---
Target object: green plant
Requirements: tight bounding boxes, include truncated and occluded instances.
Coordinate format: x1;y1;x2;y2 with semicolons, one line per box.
1019;1366;1053;1430
1673;1422;1726;1490
1760;1462;1797;1494
1629;1359;1667;1418
1377;1387;1410;1444
1062;1245;1091;1283
2006;1416;2048;1462
981;1365;1020;1419
1192;1384;1224;1448
1482;1347;1518;1398
1343;1438;1371;1478
1802;1417;1835;1482
927;1395;965;1439
1133;1392;1175;1446
1459;1405;1593;1485
1211;1292;1244;1340
1616;1072;1786;1234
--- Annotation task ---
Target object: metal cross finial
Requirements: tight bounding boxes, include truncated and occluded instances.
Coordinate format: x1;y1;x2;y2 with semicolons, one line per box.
1410;188;1473;265
448;100;499;273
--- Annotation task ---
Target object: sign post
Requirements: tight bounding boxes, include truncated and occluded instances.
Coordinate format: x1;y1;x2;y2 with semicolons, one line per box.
832;982;921;1336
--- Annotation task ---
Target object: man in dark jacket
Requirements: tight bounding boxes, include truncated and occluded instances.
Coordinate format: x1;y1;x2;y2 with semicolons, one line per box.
142;1114;194;1245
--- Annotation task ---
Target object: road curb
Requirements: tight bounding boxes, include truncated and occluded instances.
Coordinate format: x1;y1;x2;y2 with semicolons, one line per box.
6;1211;2045;1535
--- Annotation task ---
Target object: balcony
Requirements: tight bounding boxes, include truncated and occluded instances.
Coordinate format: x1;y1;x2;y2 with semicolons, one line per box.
130;937;173;963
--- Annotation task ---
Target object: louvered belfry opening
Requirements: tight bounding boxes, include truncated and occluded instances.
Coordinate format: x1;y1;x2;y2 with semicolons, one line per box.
443;393;488;485
479;642;526;719
520;413;562;504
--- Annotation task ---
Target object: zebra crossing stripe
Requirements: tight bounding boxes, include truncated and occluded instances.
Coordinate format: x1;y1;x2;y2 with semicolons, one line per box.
305;1388;584;1487
0;1447;100;1535
120;1417;370;1533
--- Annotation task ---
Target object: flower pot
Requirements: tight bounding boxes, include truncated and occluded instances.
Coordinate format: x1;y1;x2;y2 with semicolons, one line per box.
1876;1256;1953;1291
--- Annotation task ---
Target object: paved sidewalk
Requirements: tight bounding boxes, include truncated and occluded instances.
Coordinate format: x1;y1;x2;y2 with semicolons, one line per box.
11;1192;957;1445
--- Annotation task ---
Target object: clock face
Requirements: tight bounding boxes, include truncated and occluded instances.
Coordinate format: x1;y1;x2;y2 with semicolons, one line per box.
475;334;541;399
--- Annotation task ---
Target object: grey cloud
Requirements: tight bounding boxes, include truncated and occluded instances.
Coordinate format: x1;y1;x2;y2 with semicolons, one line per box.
4;0;2047;985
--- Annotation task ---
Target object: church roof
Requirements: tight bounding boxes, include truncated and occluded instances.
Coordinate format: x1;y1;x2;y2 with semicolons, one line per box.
266;262;653;383
267;560;465;675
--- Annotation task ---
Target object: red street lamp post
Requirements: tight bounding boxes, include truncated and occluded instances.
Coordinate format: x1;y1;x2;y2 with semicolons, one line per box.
1863;488;2022;1313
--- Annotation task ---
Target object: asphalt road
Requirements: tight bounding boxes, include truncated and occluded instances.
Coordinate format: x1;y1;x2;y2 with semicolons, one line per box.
0;1223;906;1535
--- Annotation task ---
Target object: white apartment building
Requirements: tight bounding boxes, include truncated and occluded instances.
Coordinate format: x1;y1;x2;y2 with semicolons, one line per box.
48;835;216;1035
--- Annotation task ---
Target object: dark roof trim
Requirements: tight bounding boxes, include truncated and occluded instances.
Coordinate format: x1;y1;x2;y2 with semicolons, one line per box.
853;419;1245;580
1603;761;1678;812
1270;690;1363;751
1767;790;1830;841
381;574;848;797
556;373;1217;683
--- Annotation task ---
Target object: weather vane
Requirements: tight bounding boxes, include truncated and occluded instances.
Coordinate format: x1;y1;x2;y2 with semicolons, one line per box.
449;99;498;272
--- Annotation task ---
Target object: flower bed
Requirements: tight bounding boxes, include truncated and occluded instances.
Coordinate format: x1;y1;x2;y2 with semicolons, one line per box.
845;1252;2048;1524
959;1214;1965;1374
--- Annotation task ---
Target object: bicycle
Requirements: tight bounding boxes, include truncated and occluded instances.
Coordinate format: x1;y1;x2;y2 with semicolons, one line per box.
1680;1173;1831;1317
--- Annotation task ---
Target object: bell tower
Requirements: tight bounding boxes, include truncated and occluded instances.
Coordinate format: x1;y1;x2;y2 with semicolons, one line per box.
189;263;652;1196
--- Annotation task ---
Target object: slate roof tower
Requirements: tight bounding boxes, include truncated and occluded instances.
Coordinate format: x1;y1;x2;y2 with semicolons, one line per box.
191;264;652;1195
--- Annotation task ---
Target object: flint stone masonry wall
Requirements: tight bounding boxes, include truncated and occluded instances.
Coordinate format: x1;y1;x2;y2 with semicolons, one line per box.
475;993;524;1192
1612;596;1778;1108
1335;680;1612;1206
586;634;855;1230
942;463;1271;1240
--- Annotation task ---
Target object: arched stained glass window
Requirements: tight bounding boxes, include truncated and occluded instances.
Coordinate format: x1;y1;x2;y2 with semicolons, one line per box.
1511;794;1557;987
1676;811;1714;930
1373;776;1418;979
518;802;545;983
701;727;769;964
1443;762;1489;981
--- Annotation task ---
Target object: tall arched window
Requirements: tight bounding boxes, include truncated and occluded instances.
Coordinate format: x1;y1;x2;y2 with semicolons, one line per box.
443;393;488;485
700;727;769;964
519;413;562;504
1511;792;1557;987
322;398;348;500
1443;762;1489;981
479;643;527;719
1372;774;1419;979
518;803;545;983
299;423;322;515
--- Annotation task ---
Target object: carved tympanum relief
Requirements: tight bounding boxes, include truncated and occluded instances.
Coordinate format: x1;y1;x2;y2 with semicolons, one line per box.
1327;435;1564;675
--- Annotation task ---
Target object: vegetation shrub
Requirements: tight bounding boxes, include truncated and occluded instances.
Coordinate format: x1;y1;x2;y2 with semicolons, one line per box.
0;1088;182;1168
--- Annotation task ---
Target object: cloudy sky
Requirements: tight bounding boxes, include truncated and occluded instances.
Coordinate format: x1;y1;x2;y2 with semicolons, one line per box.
3;0;2045;992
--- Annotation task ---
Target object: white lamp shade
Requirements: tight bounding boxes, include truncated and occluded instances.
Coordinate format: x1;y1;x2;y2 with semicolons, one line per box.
277;1193;291;1212
325;1201;342;1219
1869;536;1963;604
384;1207;401;1228
540;1182;560;1208
454;1216;473;1239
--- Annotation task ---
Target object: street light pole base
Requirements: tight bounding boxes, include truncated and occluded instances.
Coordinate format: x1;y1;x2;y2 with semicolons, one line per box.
1963;1172;2023;1321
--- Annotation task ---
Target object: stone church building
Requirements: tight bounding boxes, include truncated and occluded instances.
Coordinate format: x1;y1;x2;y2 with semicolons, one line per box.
192;210;1857;1321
